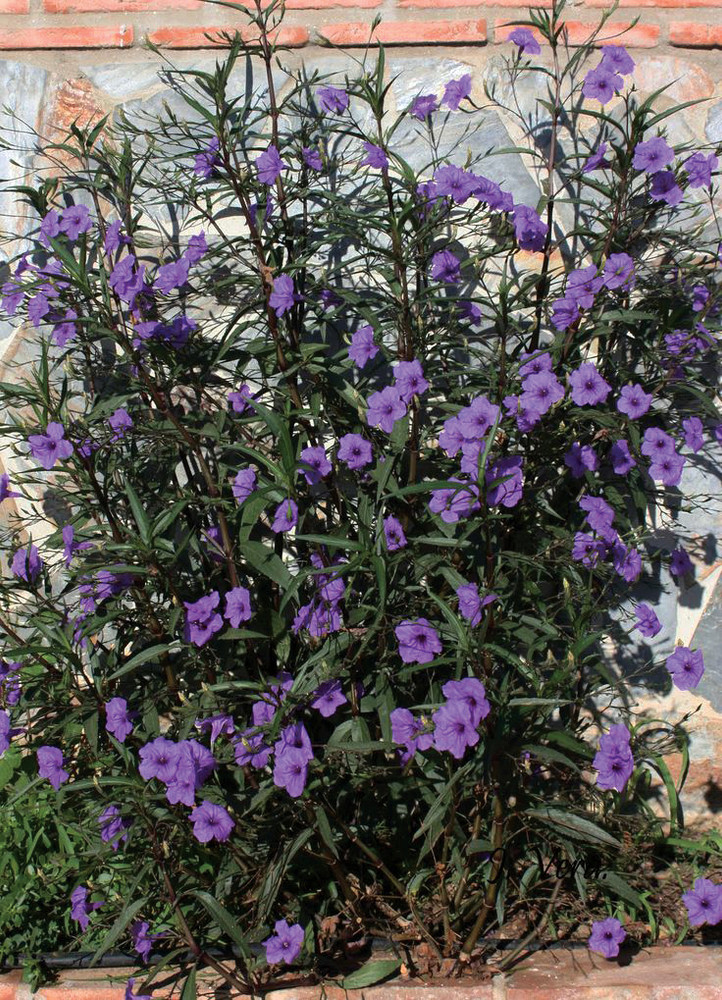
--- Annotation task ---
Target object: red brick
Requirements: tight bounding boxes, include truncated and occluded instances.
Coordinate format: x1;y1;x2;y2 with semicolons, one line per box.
560;20;660;47
586;0;722;6
43;0;199;10
0;25;133;49
493;20;545;44
0;0;28;12
286;0;381;5
317;18;487;45
399;0;550;7
669;21;722;46
147;25;308;48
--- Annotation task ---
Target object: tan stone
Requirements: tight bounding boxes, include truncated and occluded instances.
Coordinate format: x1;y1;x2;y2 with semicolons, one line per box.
631;57;714;105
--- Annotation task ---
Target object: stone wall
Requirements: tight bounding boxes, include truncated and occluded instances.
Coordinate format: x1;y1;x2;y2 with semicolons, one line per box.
0;0;720;830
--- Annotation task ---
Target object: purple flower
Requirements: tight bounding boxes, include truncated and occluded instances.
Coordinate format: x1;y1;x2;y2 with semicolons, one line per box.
194;136;220;178
569;363;612;406
641;426;675;460
37;746;69;789
70;885;102;932
131;920;165;963
429;478;480;523
521;370;565;417
195;714;235;748
361;142;389;170
337;433;372;470
508;27;541;55
189;800;234;843
108;407;133;442
410;93;438;119
125;979;151;1000
486;456;523;508
393;359;429;402
60;204;92;240
458;395;501;440
269;274;298;317
302;146;322;170
11;544;43;583
367;385;406;434
317;85;348;114
456;583;483;626
299;445;331;485
583;66;623;105
263;919;305;964
593;723;634;792
232;467;257;503
395;618;442;664
155;257;190;294
185;231;208;264
184;591;223;647
434;165;477;204
273;750;309;798
685;151;717;189
442;73;472;110
600;44;635;76
311;679;348;718
691;285;709;313
669;546;694;579
550;297;580;331
442;677;490;726
104;219;126;255
432;699;480;759
27;421;73;470
612;542;642;583
579;495;616;541
682;878;722;927
567;265;603;309
390;707;433;763
39;209;61;246
633;137;674;174
99;804;130;851
610;439;636;475
256;144;287;185
572;531;606;568
431;249;461;283
588;917;626;958
616;383;652;419
224;586;252;628
271;499;298;533
27;293;50;328
682;416;704;453
649;450;685;487
228;384;256;414
666;646;704;690
519;351;552;379
109;255;146;306
634;604;662;639
1;279;24;315
52;309;78;348
650;170;683;207
583;142;609;173
348;324;378;368
139;737;179;783
512;204;548;252
383;514;407;551
105;697;134;742
565;443;599;478
602;253;634;291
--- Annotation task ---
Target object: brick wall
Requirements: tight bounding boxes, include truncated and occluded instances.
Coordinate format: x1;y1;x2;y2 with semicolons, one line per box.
0;0;719;68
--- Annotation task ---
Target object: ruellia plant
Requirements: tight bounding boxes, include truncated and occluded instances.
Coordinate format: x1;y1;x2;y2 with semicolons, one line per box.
0;0;721;994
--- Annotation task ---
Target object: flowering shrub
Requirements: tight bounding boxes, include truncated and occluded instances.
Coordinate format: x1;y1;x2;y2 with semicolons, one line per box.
0;0;721;992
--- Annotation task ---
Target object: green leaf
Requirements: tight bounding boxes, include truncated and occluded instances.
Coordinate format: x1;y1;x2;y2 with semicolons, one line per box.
109;643;176;680
124;481;152;545
596;871;644;908
90;897;148;966
190;891;250;956
340;958;401;989
239;540;291;588
527;808;621;848
180;967;197;1000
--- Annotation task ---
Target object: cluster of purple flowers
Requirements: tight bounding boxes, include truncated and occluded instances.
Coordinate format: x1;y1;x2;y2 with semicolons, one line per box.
139;735;218;811
582;44;635;105
184;586;253;647
572;494;642;583
551;258;634;332
390;678;490;764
